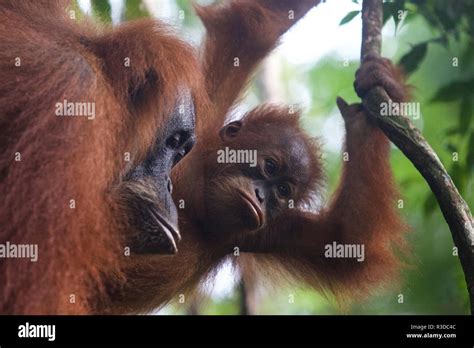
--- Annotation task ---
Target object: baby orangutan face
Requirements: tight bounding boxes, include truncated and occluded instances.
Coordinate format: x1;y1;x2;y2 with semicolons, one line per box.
203;106;322;244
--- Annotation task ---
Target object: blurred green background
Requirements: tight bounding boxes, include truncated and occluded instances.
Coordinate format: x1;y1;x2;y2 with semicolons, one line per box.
78;0;473;314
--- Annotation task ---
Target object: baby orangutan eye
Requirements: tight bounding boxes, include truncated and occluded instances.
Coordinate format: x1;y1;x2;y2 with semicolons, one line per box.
264;158;277;176
277;183;290;197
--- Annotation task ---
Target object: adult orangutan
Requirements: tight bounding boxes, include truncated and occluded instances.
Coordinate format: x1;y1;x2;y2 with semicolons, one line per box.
0;0;207;314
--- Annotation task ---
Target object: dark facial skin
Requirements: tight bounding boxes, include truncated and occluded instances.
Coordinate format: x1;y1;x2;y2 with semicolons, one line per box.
124;93;195;253
205;118;313;244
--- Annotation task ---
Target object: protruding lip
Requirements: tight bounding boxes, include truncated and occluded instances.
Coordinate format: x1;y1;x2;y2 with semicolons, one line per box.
149;209;181;254
237;189;264;229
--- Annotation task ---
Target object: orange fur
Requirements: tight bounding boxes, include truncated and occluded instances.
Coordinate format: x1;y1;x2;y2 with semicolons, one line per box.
0;0;206;314
0;0;406;315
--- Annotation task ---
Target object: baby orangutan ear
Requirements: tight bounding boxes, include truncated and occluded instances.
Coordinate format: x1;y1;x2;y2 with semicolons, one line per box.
219;120;242;141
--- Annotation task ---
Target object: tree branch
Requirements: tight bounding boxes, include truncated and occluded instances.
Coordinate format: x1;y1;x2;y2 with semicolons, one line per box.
360;0;474;313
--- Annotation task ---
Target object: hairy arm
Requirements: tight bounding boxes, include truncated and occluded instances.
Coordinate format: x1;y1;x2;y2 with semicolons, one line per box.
248;56;409;299
196;0;320;133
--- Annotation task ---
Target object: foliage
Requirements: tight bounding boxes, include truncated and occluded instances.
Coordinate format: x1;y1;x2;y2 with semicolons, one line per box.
122;0;150;21
91;0;112;23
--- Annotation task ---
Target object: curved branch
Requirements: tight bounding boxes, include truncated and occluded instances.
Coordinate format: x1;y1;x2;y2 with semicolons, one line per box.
360;0;474;313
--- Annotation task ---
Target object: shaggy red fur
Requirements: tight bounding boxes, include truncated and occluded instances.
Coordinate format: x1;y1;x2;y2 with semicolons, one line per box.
0;0;207;314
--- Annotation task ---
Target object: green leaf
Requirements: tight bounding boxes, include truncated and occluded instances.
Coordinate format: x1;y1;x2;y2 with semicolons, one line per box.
383;2;394;25
383;0;405;29
459;97;472;135
398;42;428;75
444;142;457;154
461;42;474;70
445;127;461;136
467;131;474;169
91;0;112;23
431;79;474;102
123;0;149;21
339;11;360;26
393;0;406;29
430;36;449;47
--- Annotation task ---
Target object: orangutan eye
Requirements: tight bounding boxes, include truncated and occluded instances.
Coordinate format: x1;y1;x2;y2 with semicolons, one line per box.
166;132;181;149
264;159;277;176
277;183;290;197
